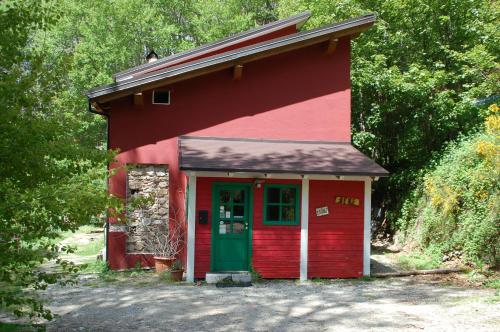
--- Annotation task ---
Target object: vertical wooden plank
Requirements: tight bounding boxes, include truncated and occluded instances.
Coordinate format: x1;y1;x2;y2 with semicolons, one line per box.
363;178;372;276
300;176;309;281
187;174;197;282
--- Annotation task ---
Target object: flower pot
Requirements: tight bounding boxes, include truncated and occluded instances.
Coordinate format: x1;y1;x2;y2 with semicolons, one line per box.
170;269;184;282
153;256;175;273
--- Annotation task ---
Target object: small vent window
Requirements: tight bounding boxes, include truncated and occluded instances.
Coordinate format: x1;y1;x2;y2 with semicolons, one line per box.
152;89;170;105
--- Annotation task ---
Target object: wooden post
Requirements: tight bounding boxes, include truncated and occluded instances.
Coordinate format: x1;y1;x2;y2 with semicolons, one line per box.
326;38;338;55
300;176;309;281
186;174;197;282
363;178;372;276
233;64;243;80
133;92;143;106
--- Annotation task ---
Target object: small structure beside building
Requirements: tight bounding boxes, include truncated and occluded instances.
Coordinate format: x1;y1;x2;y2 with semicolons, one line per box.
87;12;388;281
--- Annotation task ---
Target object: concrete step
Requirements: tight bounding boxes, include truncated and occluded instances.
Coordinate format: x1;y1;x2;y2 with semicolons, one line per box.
206;272;251;284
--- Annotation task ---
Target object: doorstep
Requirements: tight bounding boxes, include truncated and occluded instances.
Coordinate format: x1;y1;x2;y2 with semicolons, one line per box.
206;271;251;284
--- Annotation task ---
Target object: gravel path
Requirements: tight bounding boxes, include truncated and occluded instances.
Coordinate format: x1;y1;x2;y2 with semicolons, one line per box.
44;276;499;331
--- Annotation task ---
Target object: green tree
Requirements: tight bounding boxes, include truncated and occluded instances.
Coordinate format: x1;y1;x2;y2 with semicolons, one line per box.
278;0;499;233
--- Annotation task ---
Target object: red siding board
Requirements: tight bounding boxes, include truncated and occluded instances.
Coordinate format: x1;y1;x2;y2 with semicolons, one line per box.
308;180;364;278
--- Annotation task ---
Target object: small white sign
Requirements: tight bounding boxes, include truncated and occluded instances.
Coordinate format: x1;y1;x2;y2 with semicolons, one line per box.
219;206;225;218
219;223;226;234
225;211;231;218
315;206;329;217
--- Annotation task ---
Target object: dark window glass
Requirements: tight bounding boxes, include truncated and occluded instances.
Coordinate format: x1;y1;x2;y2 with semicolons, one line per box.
233;190;245;203
153;90;170;104
267;187;280;203
233;205;245;218
266;205;280;221
281;206;295;221
281;188;296;204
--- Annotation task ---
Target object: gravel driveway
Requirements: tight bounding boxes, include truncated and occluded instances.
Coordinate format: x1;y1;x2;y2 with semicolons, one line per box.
44;276;499;332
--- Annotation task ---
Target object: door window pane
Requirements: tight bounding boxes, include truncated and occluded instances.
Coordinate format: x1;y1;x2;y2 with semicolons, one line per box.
233;205;245;219
219;220;231;234
233;190;245;203
220;191;230;204
233;220;245;234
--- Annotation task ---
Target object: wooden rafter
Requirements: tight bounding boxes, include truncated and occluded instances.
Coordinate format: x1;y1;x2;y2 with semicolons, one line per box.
326;38;338;55
133;92;143;106
233;64;243;80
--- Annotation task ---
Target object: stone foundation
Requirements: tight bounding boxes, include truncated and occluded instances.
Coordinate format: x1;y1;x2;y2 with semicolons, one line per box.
126;164;169;253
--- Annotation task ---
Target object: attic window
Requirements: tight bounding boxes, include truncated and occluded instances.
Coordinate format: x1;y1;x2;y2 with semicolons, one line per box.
152;89;170;105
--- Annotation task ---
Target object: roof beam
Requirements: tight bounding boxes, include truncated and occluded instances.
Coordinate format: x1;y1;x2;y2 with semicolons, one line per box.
133;92;143;107
233;64;243;80
326;38;338;55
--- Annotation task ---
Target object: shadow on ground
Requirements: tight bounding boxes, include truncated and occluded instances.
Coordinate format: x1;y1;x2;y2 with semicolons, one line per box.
43;277;498;332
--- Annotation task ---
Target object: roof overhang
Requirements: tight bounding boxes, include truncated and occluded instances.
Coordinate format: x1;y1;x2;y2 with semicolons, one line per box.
179;136;389;177
87;14;376;109
113;11;312;82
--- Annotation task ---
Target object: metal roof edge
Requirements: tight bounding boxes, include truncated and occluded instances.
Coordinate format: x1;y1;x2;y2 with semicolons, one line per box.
113;11;311;81
87;13;375;100
178;166;389;177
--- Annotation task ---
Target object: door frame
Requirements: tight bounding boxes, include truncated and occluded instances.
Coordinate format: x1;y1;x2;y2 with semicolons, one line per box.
210;182;253;272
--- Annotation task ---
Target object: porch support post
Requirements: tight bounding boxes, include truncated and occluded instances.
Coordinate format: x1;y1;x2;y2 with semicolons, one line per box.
363;177;372;276
186;174;197;282
300;176;309;281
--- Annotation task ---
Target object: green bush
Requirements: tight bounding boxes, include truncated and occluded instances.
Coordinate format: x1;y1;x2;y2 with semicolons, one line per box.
397;105;499;267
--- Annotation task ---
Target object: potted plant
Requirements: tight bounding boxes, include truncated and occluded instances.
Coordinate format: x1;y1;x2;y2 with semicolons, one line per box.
145;218;184;273
127;194;184;273
169;260;184;281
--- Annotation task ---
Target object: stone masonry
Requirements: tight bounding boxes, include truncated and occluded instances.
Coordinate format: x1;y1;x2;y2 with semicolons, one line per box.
126;164;169;253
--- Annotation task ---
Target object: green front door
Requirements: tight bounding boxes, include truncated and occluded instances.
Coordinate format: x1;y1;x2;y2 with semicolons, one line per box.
212;183;251;271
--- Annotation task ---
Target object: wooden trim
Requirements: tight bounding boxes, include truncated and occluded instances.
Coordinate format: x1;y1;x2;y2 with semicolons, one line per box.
186;175;197;282
363;178;372;276
233;64;243;80
263;183;301;226
300;177;309;281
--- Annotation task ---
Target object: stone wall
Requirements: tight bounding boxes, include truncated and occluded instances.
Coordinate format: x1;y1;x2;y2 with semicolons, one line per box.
126;165;169;253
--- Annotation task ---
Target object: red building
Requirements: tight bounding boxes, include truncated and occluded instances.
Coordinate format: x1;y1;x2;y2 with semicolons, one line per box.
87;12;388;281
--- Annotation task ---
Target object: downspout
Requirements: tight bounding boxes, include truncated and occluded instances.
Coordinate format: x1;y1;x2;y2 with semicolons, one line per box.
88;101;110;264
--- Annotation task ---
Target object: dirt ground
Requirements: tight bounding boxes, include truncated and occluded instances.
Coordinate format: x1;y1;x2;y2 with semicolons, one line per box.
42;275;499;332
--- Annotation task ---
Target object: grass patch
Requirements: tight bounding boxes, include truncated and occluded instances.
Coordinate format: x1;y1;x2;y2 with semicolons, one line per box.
483;278;500;289
397;251;441;270
73;236;104;257
0;322;43;332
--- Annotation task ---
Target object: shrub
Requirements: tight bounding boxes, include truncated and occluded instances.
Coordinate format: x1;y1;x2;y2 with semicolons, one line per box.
397;104;499;267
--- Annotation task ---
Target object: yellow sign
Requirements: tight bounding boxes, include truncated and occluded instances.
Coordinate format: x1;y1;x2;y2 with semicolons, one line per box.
335;196;360;206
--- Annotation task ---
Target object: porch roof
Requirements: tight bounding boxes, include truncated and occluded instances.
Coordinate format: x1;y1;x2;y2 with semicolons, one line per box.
179;136;389;177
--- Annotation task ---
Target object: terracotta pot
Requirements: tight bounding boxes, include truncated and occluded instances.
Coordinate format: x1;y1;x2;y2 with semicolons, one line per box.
170;269;184;282
154;256;175;273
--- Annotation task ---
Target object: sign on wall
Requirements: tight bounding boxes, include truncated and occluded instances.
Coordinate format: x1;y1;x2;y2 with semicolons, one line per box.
315;206;329;216
335;196;360;206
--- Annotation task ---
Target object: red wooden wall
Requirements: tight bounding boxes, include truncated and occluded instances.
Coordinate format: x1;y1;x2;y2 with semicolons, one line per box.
308;180;364;278
193;178;363;279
